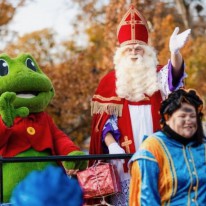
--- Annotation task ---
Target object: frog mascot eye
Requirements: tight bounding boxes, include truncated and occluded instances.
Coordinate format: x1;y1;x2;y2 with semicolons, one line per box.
0;53;87;203
25;58;37;72
0;59;9;76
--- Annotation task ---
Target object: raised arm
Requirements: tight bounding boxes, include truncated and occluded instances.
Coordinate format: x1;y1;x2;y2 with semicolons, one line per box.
169;27;191;78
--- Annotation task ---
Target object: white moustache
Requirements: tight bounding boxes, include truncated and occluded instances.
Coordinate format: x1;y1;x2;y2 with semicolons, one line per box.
129;54;142;59
127;55;143;65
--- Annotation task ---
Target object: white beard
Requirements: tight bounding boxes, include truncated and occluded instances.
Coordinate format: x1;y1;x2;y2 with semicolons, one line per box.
114;45;159;102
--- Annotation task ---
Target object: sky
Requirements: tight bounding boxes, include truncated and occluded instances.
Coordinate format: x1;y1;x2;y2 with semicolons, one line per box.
8;0;78;42
5;0;206;48
9;0;206;36
1;0;110;50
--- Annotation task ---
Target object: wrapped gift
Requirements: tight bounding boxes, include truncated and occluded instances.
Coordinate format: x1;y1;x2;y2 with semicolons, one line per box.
77;162;121;199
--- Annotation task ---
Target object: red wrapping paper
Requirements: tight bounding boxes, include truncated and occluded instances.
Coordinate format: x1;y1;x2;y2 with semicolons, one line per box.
77;162;121;199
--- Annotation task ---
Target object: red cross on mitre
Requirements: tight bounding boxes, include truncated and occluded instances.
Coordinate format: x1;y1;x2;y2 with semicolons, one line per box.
117;4;149;46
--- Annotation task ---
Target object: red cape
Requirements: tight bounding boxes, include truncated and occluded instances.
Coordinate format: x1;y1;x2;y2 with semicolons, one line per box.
89;68;163;165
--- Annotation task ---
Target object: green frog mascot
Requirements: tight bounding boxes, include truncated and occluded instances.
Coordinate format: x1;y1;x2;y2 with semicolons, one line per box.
0;53;87;203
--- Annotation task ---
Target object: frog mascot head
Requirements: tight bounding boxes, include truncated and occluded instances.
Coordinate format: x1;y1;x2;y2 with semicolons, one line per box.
0;53;87;203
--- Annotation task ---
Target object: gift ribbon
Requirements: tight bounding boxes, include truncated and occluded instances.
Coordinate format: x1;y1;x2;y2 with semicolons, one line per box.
83;161;119;206
94;161;119;196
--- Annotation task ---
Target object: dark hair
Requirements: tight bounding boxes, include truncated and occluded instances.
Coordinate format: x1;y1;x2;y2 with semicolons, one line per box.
160;88;204;144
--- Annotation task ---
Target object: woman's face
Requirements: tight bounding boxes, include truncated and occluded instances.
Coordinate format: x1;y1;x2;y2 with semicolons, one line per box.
166;102;197;138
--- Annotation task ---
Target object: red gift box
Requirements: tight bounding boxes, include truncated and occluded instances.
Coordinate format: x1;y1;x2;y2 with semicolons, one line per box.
77;162;121;199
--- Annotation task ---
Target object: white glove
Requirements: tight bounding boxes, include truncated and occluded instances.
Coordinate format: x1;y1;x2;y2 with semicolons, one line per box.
108;142;125;170
108;142;125;154
169;27;191;54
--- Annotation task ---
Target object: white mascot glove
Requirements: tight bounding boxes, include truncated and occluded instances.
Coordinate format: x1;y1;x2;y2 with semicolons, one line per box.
169;27;191;54
108;142;125;171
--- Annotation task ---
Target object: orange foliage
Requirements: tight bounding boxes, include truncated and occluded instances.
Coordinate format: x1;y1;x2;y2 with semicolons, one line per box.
1;0;206;146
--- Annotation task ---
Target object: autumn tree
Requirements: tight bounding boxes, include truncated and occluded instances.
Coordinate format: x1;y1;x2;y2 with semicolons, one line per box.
4;29;56;65
1;0;206;148
0;0;27;51
44;43;102;147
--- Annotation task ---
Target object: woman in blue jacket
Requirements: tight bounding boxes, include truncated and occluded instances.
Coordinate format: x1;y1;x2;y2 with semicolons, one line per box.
129;88;206;206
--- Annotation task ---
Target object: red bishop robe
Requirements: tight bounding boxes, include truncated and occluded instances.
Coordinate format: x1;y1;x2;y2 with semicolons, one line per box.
0;112;80;157
89;68;163;163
